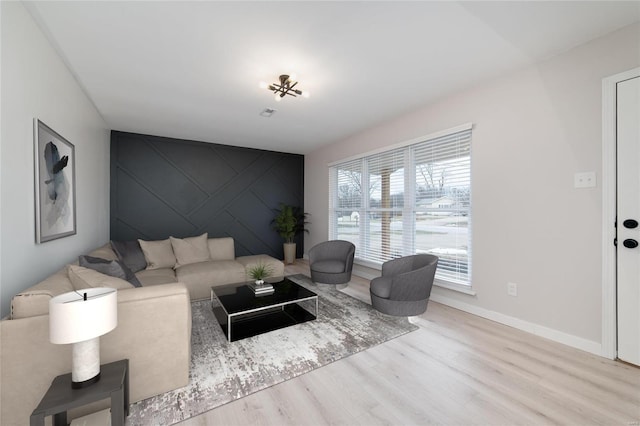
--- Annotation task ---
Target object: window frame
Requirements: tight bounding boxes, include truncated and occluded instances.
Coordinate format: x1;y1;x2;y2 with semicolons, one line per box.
328;123;473;288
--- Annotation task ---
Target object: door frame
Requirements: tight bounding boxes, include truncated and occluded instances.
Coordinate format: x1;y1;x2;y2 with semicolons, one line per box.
602;67;640;360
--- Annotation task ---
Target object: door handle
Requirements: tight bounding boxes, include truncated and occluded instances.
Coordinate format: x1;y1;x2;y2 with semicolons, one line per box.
623;219;639;229
623;239;638;249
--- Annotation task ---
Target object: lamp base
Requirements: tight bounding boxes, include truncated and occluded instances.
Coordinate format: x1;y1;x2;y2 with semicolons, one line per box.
71;337;101;388
72;372;101;389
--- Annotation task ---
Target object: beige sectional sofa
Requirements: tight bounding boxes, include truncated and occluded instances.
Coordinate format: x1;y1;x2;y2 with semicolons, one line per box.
134;236;284;300
1;236;284;425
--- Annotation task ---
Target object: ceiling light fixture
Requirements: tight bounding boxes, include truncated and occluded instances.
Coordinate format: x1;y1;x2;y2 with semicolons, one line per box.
259;74;310;102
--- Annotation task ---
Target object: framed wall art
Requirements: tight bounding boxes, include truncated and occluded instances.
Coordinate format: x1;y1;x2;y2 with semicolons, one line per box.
34;119;76;243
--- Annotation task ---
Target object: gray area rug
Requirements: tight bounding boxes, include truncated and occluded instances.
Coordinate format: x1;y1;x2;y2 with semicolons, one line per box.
127;274;417;425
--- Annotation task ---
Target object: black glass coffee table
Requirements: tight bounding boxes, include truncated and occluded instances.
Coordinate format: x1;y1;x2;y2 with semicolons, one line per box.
211;277;318;342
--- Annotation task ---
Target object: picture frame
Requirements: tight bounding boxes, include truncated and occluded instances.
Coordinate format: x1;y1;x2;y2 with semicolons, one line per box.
34;119;76;243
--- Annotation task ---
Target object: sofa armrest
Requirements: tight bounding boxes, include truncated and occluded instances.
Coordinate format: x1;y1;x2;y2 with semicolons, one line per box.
104;283;191;398
1;283;191;425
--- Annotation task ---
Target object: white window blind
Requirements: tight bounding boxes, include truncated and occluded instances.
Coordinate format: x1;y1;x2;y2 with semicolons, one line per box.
330;159;363;250
329;126;472;285
413;130;471;284
363;148;406;263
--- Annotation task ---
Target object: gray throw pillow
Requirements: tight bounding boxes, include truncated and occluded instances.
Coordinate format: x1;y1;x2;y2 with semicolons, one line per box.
79;255;142;288
110;240;147;273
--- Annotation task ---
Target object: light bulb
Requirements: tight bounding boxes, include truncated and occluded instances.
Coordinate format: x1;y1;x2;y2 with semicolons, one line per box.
289;73;297;82
259;81;268;89
302;91;310;98
275;94;282;102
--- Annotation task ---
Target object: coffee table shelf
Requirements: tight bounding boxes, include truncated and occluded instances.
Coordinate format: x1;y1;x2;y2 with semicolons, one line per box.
211;277;318;342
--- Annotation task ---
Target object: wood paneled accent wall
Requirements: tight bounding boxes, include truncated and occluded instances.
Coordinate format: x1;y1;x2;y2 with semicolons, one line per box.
110;131;304;258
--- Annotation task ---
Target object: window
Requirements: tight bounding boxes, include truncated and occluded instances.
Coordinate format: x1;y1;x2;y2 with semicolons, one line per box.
329;125;472;285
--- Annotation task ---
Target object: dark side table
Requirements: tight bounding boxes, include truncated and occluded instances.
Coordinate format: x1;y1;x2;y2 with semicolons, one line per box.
30;359;129;426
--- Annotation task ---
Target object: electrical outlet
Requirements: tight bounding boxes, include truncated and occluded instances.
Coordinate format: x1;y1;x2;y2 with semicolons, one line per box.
507;282;518;297
574;172;596;188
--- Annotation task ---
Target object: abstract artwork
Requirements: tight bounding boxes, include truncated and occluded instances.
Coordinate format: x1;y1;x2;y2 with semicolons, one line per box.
34;119;76;243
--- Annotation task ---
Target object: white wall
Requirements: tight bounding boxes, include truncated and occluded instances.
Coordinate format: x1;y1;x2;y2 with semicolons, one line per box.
305;23;640;351
0;2;110;317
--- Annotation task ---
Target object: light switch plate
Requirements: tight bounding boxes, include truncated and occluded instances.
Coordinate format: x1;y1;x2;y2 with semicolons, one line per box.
574;172;596;188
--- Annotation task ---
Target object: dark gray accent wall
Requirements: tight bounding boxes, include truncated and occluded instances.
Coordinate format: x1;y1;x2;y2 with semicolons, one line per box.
110;131;304;259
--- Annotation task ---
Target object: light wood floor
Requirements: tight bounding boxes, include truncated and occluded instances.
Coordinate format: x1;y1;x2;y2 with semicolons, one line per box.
179;261;640;426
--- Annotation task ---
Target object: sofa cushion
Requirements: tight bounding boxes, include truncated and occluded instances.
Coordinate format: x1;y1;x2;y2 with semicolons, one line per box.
135;268;178;287
110;240;146;273
170;233;211;268
139;238;176;270
235;255;285;280
68;265;134;291
10;268;74;319
207;237;235;261
79;255;142;287
176;260;245;300
311;260;346;274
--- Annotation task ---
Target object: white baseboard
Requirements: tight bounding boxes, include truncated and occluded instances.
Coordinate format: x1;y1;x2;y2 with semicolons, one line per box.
429;293;602;356
345;263;602;357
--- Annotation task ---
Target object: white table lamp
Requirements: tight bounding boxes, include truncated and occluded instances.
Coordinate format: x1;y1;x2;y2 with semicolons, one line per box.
49;287;118;388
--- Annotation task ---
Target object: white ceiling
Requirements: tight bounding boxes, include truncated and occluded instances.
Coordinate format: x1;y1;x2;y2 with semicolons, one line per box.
26;1;640;154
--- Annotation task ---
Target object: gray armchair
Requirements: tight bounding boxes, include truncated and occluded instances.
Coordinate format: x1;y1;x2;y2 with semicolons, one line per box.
309;240;356;284
370;254;438;316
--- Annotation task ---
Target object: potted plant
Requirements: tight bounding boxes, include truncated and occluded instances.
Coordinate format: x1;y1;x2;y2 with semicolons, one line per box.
247;262;273;285
272;203;309;264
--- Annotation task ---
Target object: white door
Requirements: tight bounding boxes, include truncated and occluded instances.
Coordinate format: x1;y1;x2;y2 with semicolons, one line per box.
617;75;640;365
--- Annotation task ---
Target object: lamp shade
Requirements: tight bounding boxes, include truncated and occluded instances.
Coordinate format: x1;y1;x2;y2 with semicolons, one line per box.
49;287;117;344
